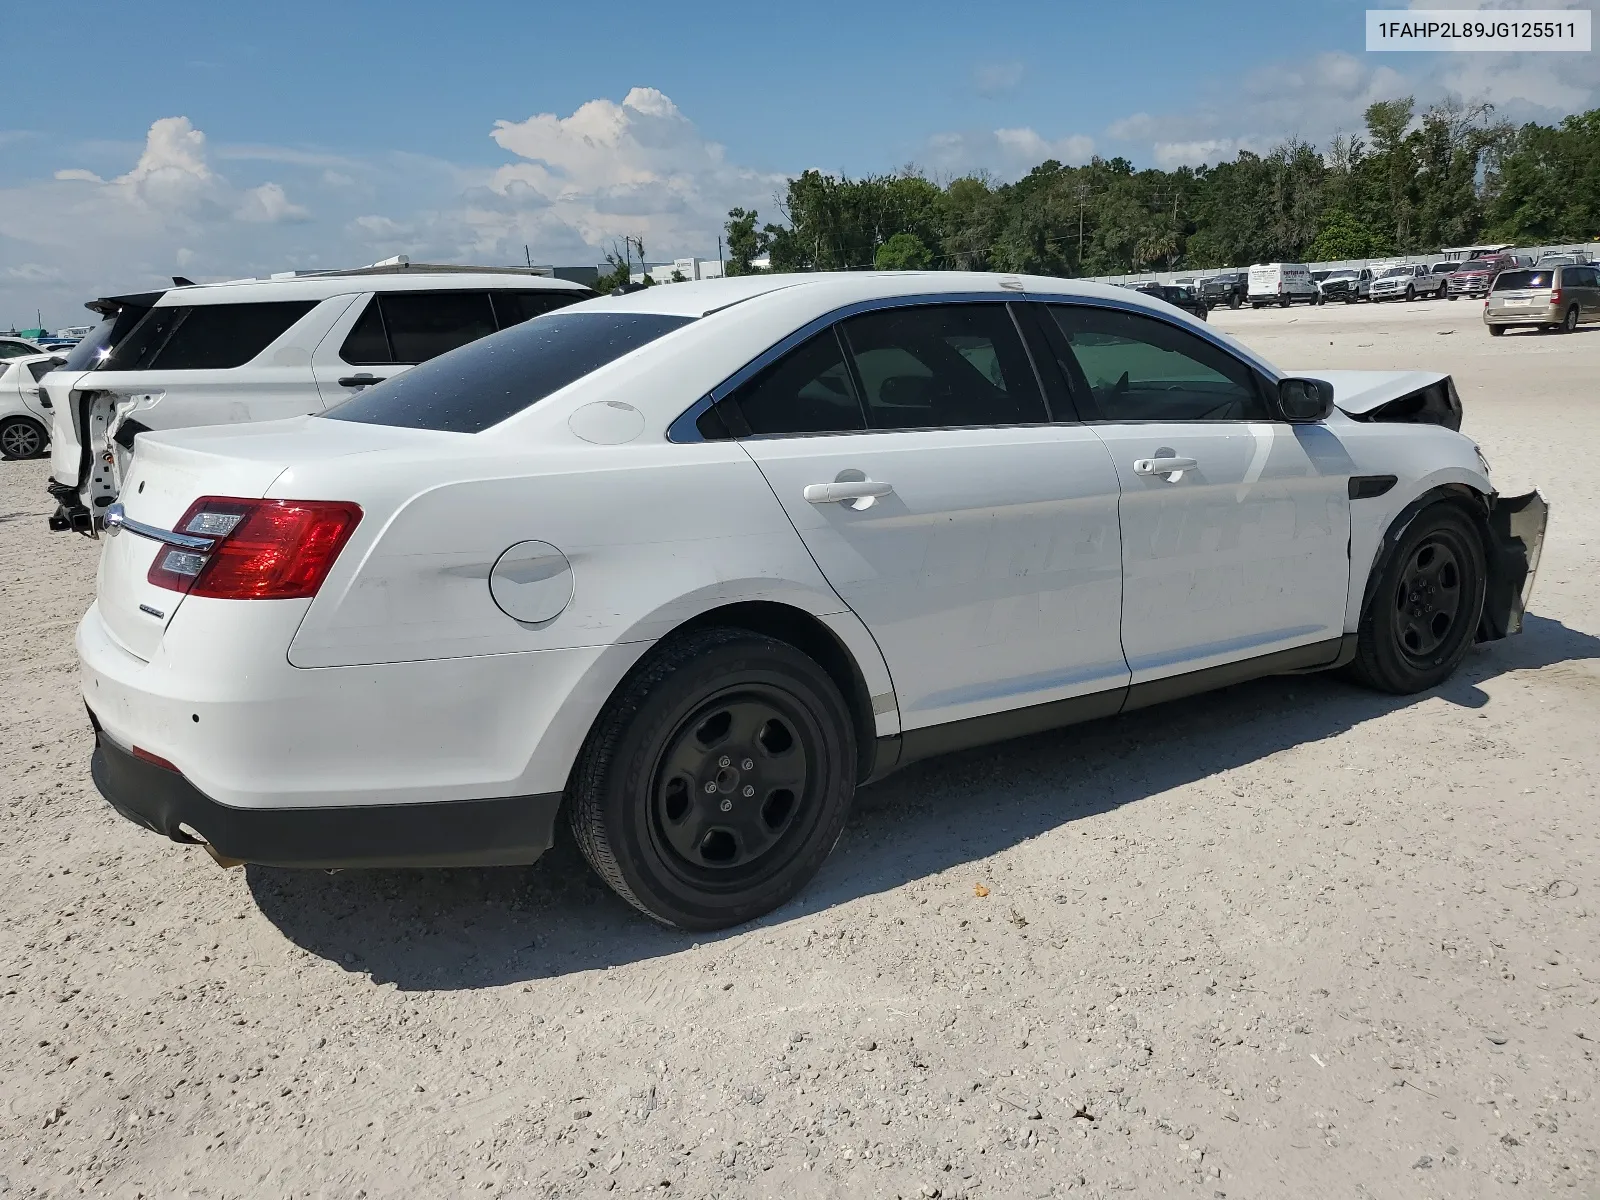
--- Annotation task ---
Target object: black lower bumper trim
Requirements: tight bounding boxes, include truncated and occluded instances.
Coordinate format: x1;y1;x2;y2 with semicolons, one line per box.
90;733;561;869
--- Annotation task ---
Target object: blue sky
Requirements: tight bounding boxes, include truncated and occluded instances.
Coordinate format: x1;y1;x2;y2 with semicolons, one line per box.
3;0;1596;326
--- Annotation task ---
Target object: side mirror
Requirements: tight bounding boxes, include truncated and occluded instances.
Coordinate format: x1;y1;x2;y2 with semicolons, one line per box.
1277;376;1334;423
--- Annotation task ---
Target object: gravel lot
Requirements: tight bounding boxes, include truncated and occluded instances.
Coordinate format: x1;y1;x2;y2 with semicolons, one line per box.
2;298;1596;1199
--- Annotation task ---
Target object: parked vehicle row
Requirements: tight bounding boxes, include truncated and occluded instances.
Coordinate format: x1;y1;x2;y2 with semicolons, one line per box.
73;270;1547;928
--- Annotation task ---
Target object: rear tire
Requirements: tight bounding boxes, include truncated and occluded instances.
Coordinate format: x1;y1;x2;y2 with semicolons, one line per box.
567;628;857;930
1489;325;1506;337
1348;503;1486;695
0;417;46;460
1561;305;1579;333
1279;296;1291;309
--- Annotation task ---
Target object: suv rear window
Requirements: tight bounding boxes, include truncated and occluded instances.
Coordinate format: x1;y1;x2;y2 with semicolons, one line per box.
1493;270;1554;290
324;311;693;434
105;301;317;370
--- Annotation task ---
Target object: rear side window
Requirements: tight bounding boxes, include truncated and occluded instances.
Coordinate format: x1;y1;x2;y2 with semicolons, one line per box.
731;330;866;436
105;301;317;370
324;311;693;433
339;289;577;366
1493;271;1553;290
841;303;1048;429
27;359;62;382
491;289;583;327
65;310;140;371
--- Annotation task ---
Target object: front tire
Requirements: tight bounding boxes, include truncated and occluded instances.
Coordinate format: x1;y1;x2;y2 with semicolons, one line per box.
1405;285;1415;301
568;628;857;930
1349;504;1486;694
0;417;46;460
1229;294;1241;310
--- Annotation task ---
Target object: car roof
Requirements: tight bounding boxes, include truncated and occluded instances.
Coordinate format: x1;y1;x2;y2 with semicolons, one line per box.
575;271;1153;320
148;271;591;308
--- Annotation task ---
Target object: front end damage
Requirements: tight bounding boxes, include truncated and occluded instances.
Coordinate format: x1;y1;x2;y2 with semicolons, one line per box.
1480;489;1549;641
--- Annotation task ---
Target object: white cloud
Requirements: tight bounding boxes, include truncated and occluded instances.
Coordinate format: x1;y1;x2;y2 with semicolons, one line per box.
973;60;1025;97
925;126;1096;177
237;182;310;223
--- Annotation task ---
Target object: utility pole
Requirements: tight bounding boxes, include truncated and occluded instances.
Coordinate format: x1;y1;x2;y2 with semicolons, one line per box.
717;235;724;278
1076;184;1090;273
524;244;532;268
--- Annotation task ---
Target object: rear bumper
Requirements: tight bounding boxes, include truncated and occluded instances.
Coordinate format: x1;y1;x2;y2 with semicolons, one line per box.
1480;490;1549;641
1484;306;1561;326
89;726;562;868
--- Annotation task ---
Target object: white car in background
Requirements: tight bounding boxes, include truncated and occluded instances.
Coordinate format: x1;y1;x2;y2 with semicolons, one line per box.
80;272;1547;930
0;353;65;458
0;335;49;360
44;262;592;532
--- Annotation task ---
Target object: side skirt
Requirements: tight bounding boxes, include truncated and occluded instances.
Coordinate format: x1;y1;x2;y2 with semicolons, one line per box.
866;636;1350;782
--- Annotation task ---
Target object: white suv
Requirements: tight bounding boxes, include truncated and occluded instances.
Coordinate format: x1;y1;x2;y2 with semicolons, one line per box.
46;262;592;531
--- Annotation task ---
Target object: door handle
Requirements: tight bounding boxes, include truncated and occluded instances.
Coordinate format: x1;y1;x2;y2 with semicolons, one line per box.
337;373;386;388
803;480;894;505
1132;456;1197;478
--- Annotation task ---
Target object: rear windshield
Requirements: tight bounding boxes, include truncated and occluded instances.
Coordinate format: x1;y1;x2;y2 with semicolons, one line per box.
60;314;124;371
323;310;694;434
1493;270;1554;290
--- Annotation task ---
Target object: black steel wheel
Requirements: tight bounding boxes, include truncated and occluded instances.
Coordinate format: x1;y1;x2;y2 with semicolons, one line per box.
1349;503;1486;694
0;417;46;460
568;628;856;929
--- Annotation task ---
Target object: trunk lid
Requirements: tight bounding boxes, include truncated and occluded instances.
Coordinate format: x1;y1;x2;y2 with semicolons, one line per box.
94;417;444;661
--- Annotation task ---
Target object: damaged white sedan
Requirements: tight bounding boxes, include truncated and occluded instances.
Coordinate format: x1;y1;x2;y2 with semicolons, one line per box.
78;273;1547;929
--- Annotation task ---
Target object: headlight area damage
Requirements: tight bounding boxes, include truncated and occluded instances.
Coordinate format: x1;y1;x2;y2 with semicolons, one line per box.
1481;490;1549;641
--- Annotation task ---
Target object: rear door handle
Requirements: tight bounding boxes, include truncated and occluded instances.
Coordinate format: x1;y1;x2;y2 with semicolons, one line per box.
803;480;893;505
337;373;387;388
1132;456;1197;478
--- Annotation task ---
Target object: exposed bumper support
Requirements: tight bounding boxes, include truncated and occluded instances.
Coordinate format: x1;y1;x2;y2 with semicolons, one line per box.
89;728;562;869
1480;489;1549;641
46;477;94;534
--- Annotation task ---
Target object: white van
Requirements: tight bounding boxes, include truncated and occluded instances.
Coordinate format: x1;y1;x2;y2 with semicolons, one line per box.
45;262;591;532
1247;263;1321;308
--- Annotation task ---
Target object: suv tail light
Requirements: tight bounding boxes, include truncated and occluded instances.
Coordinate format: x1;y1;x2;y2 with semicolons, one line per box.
147;496;362;599
1550;288;1563;305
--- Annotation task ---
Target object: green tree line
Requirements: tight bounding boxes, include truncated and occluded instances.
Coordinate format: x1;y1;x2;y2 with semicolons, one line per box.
721;98;1600;278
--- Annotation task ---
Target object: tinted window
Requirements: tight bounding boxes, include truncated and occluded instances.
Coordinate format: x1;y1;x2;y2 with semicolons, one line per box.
1493;270;1554;290
324;311;692;434
27;359;63;382
730;330;865;436
106;301;316;370
491;289;583;329
1049;305;1267;422
339;298;390;365
840;304;1048;429
0;341;36;359
381;291;496;363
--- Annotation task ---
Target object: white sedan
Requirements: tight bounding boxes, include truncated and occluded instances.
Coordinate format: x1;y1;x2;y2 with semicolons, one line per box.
79;273;1547;929
1;353;63;458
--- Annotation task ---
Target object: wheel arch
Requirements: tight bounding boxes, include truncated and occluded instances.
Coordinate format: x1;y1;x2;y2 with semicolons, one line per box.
1352;480;1493;639
660;600;889;784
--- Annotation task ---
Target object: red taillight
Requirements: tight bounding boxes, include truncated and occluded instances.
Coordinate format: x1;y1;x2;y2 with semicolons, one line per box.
146;496;362;600
1550;289;1562;304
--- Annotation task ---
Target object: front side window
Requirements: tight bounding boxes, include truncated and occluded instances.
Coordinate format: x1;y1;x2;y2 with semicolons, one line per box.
839;303;1048;429
1048;304;1267;423
324;311;693;434
103;301;317;371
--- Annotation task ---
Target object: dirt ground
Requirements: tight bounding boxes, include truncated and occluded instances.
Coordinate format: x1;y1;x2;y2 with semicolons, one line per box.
1;297;1596;1200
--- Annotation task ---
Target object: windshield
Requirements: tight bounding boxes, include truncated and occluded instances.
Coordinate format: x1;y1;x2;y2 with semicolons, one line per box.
1325;271;1356;279
1460;260;1493;270
324;310;695;434
1493;270;1554;291
1378;267;1410;278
